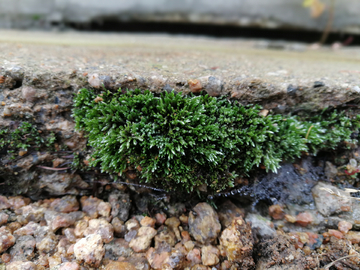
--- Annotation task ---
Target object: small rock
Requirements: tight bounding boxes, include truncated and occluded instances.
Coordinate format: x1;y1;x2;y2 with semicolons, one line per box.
83;218;114;244
63;228;77;243
154;229;176;252
141;216;156;228
104;238;132;260
201;245;219;266
9;235;36;261
246;213;275;238
296;212;313;227
0;196;10;210
74;234;105;267
81;196;101;218
45;210;83;232
345;231;360;244
88;73;101;88
111;217;125;237
8;196;31;210
6;261;36;270
217;200;245;228
74;219;88;238
313;81;325;88
58;262;80;270
165;217;181;241
324;161;338;180
108;190;131;221
187;248;202;265
129;226;157;252
269;204;285;220
14;221;40;235
190;264;209;270
36;232;58;253
16;204;45;223
188;203;221;244
0;227;15;253
155;213;167;226
22;86;37;102
188;79;202;93
219;217;254;268
146;247;185;269
285;214;297;223
312;182;351;216
105;261;137;270
205;76;222;97
98;201;111;218
338;220;352;234
1;253;11;263
0;212;8;226
327;229;344;239
50;195;79;213
125;218;140;231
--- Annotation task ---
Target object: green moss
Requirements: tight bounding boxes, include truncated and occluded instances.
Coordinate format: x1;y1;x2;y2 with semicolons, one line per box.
73;88;360;194
0;122;56;158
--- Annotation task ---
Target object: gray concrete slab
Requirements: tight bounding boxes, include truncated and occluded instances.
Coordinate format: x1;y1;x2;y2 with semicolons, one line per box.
0;0;360;34
1;30;360;112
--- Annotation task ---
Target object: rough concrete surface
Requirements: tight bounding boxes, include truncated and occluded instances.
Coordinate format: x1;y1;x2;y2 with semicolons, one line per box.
1;30;360;111
1;0;360;34
1;30;360;196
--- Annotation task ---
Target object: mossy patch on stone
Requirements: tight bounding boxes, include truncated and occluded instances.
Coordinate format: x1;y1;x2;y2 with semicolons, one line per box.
73;88;360;194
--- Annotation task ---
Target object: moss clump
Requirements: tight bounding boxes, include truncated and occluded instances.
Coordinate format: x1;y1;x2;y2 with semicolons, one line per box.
73;89;360;194
0;122;56;158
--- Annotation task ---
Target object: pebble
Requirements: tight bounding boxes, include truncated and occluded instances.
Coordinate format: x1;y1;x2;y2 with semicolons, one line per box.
140;216;156;227
0;213;8;226
201;245;220;266
188;203;221;244
105;261;137;270
0;227;15;253
74;234;105;267
217;200;245;228
246;214;275;238
296;212;313;227
165;217;181;241
268;204;285;220
312;182;352;216
10;235;36;261
50;195;79;213
83;218;114;244
6;261;36;270
21;86;37;102
345;231;360;244
155;212;167;225
188;79;202;93
0;196;11;210
219;217;254;267
80;196;102;218
58;262;80;270
129;226;157;252
104;238;132;260
338;220;352;234
108;190;131;221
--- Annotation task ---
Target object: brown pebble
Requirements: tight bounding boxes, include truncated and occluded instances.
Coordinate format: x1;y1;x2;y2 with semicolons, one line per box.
338;220;352;234
285;214;296;223
1;253;11;263
188;79;202;93
296;212;313;227
269;205;285;220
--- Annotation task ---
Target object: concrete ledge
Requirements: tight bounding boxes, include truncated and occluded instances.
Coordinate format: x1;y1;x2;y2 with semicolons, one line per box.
0;0;360;34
